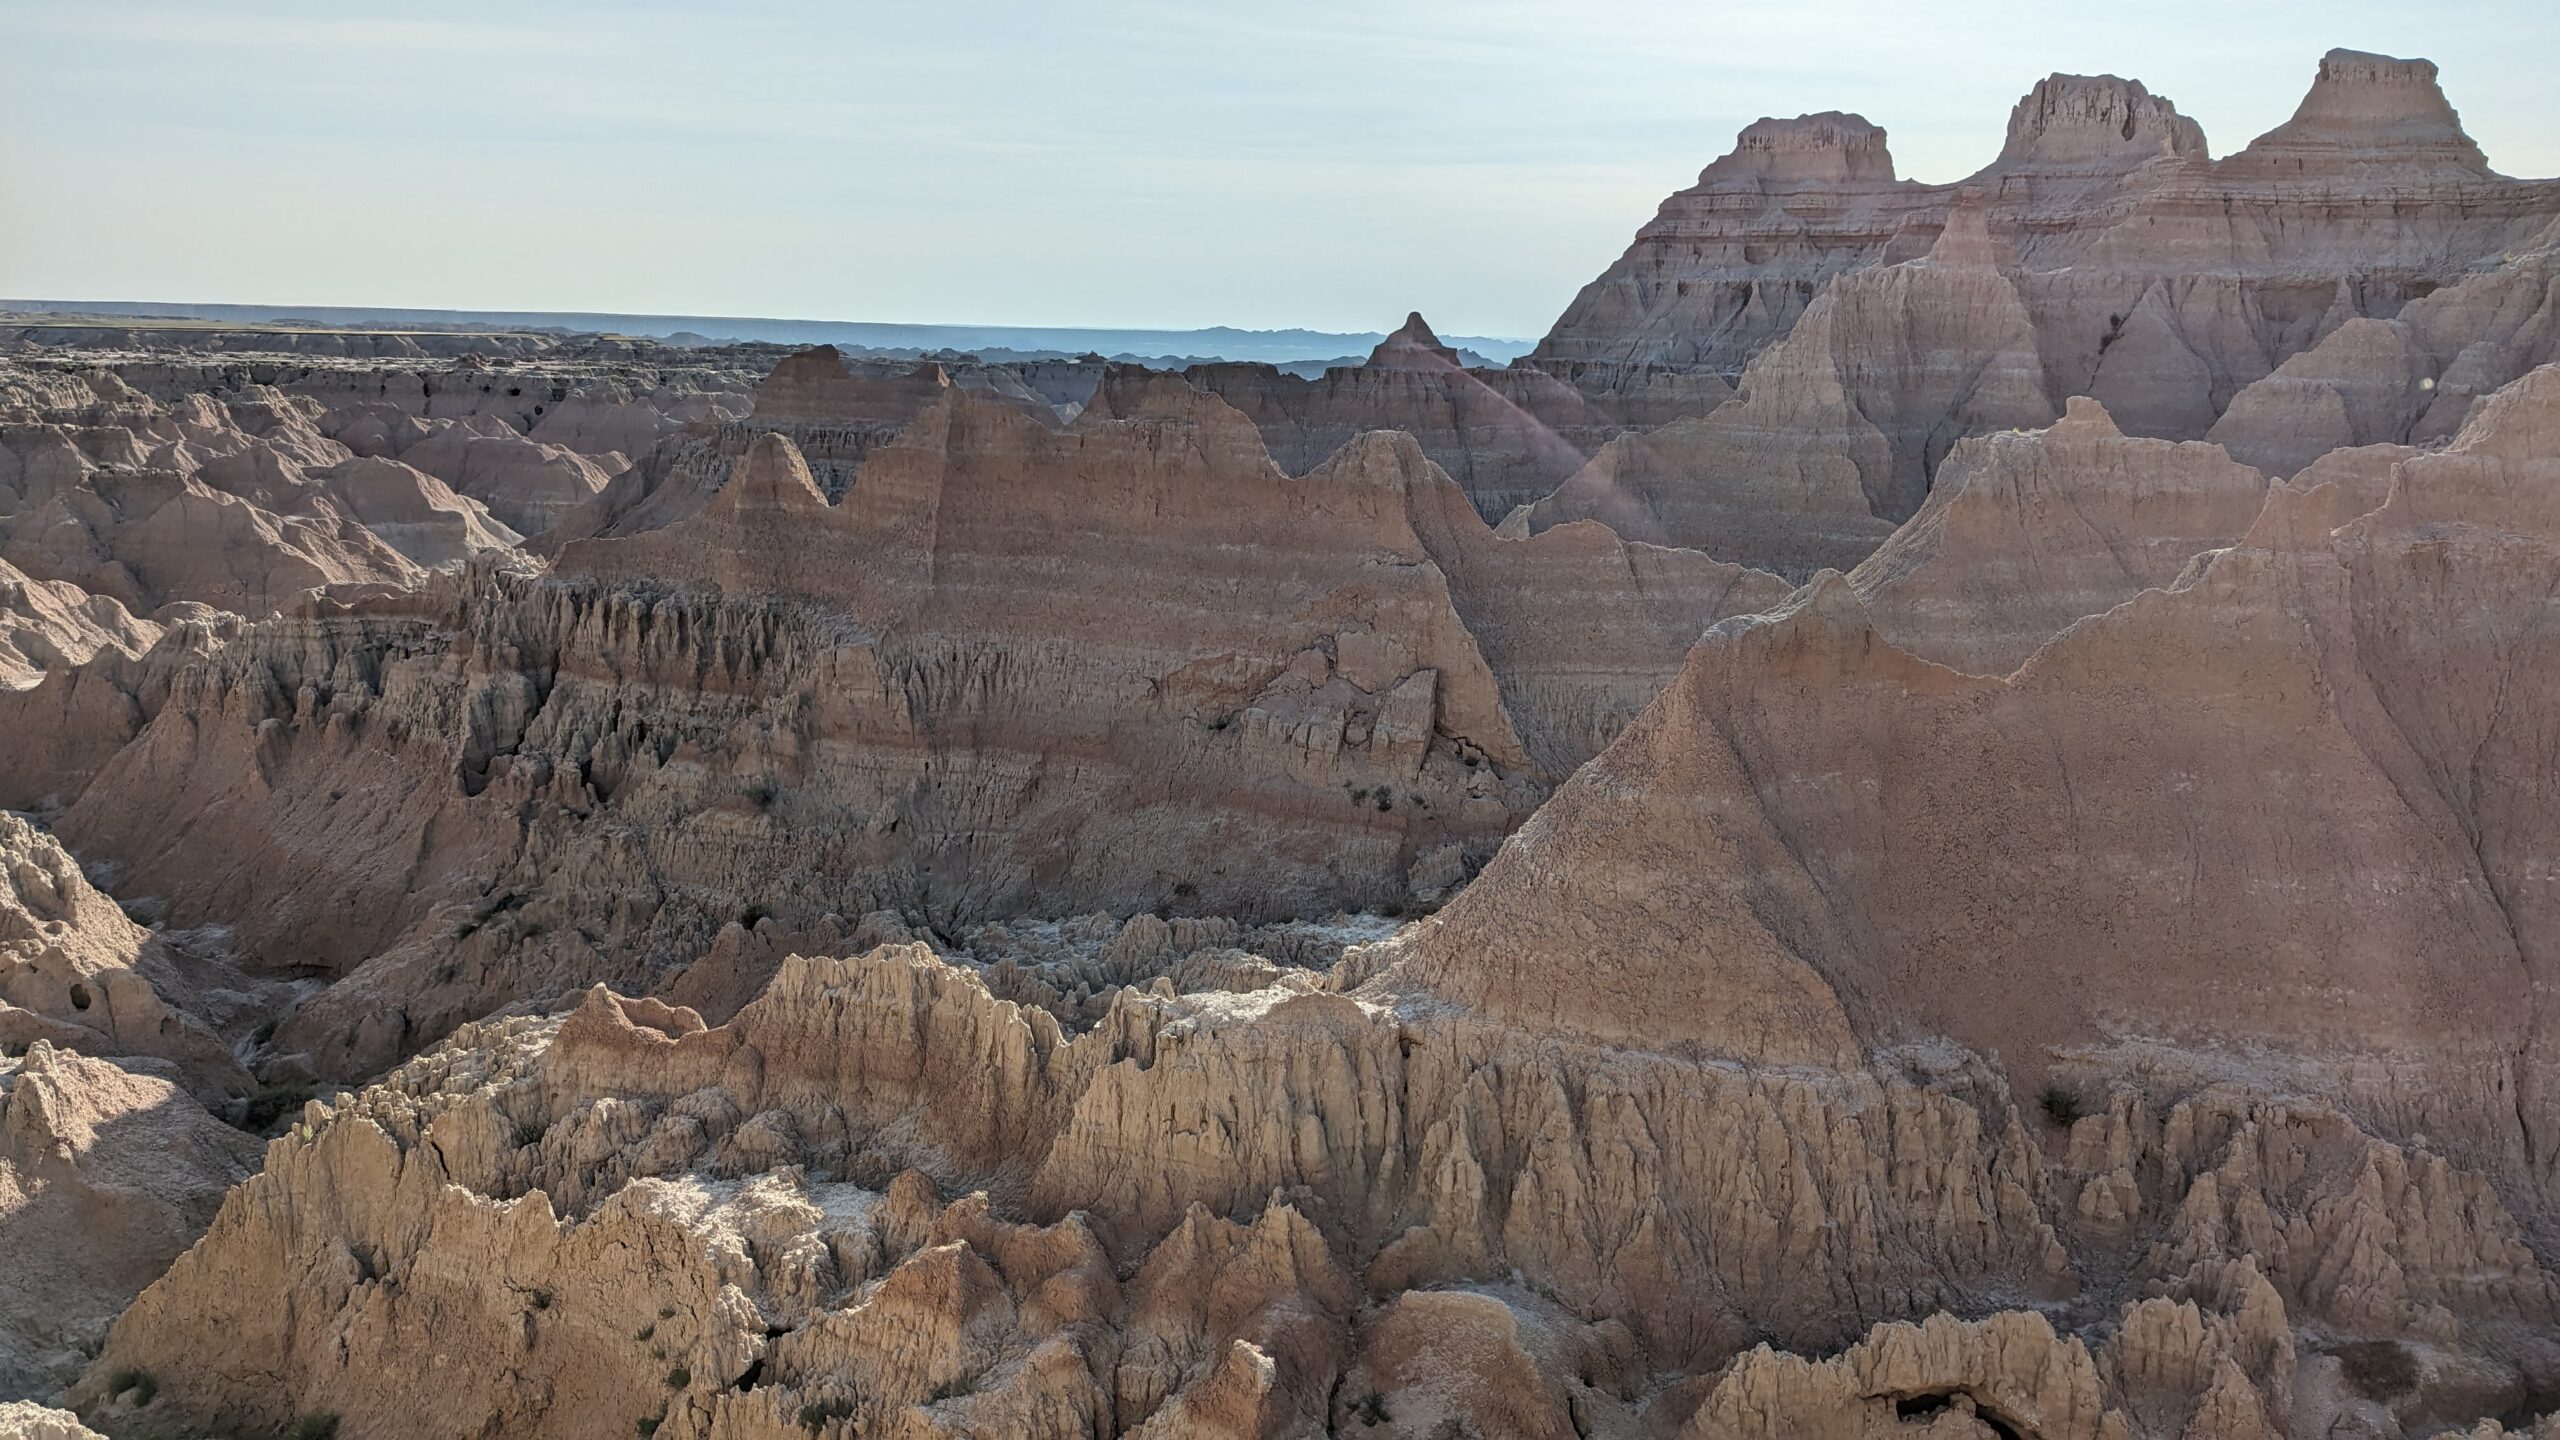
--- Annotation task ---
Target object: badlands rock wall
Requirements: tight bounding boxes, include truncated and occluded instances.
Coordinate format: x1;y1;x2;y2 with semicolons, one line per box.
69;936;2560;1438
1399;366;2560;1190
1515;51;2560;569
3;374;1783;1083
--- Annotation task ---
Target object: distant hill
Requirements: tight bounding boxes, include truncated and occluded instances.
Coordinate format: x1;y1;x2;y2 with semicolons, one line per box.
0;299;1535;366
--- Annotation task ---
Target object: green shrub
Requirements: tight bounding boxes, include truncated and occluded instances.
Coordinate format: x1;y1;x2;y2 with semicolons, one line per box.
928;1373;979;1403
635;1418;660;1437
666;1367;691;1389
2037;1085;2084;1128
2335;1339;2420;1401
1352;1391;1390;1424
798;1398;856;1432
286;1416;340;1440
240;1082;317;1133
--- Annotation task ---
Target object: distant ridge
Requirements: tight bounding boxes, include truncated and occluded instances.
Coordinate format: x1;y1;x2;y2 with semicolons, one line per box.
0;298;1534;366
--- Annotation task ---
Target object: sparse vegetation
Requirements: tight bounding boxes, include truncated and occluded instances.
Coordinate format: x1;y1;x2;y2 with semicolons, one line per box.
928;1373;980;1403
240;1081;317;1133
2037;1084;2084;1128
106;1369;156;1407
635;1322;656;1342
2334;1338;2421;1401
1374;790;1393;812
666;1366;692;1389
286;1416;341;1440
798;1398;856;1433
744;777;778;810
1352;1391;1391;1425
635;1418;660;1437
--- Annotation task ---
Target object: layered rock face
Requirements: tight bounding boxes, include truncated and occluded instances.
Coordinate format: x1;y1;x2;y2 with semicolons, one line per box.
1188;314;1720;522
0;367;426;614
1399;365;2560;1170
1517;50;2559;566
0;562;158;692
3;374;1781;1084
1;816;267;1397
1;1044;257;1400
1848;395;2272;673
71;928;2560;1438
1524;201;2055;568
538;346;961;548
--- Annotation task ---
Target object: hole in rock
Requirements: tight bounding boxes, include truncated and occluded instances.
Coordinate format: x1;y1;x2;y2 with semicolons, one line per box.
68;983;92;1011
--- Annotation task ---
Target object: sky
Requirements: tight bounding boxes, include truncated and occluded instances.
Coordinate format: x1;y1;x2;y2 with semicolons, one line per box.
5;1;2556;339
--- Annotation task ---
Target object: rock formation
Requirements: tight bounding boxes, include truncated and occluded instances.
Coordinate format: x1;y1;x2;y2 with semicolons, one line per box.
1848;396;2271;673
0;372;1782;1086
1518;50;2560;563
1188;314;1705;522
1;1043;258;1399
0;563;157;692
8;43;2560;1440
1396;363;2560;1150
0;369;425;613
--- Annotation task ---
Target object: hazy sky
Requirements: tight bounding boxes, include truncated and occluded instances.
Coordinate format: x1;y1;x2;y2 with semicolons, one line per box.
6;2;2555;338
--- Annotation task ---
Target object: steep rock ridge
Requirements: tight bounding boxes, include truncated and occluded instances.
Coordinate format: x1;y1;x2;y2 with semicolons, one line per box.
1395;367;2560;1187
536;347;960;549
0;814;247;1102
22;345;763;533
2205;236;2560;474
743;344;954;428
1524;50;2559;532
67;940;2560;1437
1531;110;1924;391
314;455;524;566
1382;431;1791;775
1984;73;2208;186
1;1042;259;1399
4;372;1803;1084
2220;49;2492;180
1188;313;1697;522
0;561;158;691
325;407;623;536
1524;198;2054;567
1848;396;2272;674
0;371;427;612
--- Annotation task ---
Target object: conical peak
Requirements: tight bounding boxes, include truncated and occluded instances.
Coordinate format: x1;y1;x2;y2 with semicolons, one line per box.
2228;48;2488;176
1700;111;1896;186
1994;73;2207;170
1367;311;1462;371
716;431;827;515
1922;189;2013;269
